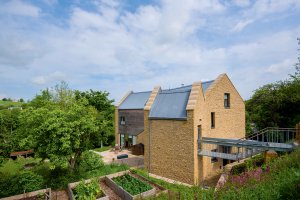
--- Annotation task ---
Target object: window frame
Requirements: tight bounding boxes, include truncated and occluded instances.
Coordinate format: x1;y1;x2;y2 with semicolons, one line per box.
224;93;230;108
211;112;215;128
120;116;125;125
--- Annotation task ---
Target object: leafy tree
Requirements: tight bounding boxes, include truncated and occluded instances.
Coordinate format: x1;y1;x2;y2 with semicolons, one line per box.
0;109;22;157
19;82;103;170
246;39;300;130
75;90;115;146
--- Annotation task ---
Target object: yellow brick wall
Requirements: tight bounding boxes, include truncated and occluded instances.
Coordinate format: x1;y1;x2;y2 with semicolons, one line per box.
136;130;146;144
144;112;196;184
201;74;245;179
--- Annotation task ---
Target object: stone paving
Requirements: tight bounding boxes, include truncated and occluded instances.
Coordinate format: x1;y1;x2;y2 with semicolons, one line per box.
91;149;144;167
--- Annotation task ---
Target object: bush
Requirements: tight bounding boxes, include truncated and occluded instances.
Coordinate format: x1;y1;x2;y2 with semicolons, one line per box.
0;171;44;198
79;151;104;172
12;171;44;193
231;162;247;175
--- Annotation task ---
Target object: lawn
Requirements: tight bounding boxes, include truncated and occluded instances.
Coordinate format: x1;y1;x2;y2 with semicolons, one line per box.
93;146;111;152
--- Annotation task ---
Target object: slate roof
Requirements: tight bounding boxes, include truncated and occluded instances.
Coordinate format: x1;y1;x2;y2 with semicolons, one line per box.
149;85;192;120
118;79;214;119
118;91;151;109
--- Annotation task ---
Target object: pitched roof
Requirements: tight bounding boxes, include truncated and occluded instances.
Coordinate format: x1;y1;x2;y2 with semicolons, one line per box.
149;85;192;120
118;91;151;109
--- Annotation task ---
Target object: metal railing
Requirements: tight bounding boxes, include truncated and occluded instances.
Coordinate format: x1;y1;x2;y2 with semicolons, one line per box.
198;127;298;161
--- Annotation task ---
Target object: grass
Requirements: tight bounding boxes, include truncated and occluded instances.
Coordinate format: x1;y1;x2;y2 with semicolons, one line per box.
93;146;111;152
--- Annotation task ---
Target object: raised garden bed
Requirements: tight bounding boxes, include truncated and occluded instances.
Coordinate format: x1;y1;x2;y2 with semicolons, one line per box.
68;178;109;200
105;171;157;200
0;188;51;200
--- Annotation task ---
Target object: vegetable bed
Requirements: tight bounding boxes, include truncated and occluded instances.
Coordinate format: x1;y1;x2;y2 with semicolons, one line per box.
72;179;104;200
112;174;152;195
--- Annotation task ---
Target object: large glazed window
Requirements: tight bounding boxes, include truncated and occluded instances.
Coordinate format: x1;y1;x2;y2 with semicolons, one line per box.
224;93;230;108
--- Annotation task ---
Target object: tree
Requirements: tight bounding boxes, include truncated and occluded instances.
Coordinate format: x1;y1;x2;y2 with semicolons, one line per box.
246;39;300;130
19;82;102;170
0;109;22;157
75;90;115;146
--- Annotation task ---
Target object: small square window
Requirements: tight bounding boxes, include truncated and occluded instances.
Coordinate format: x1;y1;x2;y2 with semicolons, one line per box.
211;149;218;163
120;116;125;125
224;93;230;108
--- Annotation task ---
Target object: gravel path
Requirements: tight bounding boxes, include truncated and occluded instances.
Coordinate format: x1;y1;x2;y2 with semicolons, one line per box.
100;180;122;200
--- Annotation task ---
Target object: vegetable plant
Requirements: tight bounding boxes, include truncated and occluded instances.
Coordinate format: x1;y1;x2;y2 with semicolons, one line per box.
73;179;103;200
112;173;152;195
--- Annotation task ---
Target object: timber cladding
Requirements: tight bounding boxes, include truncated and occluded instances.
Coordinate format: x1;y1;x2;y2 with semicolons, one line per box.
118;109;144;135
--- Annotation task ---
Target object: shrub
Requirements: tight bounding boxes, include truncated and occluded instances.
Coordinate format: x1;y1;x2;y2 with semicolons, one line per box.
0;171;44;198
231;162;247;175
74;179;103;200
79;151;104;172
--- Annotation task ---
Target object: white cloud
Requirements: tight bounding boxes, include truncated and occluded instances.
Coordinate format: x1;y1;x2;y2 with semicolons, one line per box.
266;59;295;74
232;0;251;7
0;0;299;100
31;71;66;85
232;19;253;32
0;0;41;17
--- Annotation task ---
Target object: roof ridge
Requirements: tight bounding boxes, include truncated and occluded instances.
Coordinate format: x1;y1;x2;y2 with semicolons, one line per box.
160;91;191;94
162;84;192;91
132;91;152;94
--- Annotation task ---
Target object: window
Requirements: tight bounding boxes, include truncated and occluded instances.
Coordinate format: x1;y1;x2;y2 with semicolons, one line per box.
120;116;125;125
222;145;231;154
211;149;218;163
211;112;215;128
224;93;230;108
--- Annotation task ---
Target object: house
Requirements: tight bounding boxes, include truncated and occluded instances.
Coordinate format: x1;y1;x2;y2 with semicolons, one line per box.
115;74;245;185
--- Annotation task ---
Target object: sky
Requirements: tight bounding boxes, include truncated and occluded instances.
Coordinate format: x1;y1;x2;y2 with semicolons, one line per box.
0;0;299;102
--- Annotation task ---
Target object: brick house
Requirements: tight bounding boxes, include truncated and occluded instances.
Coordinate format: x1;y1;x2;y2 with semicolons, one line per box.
115;74;245;185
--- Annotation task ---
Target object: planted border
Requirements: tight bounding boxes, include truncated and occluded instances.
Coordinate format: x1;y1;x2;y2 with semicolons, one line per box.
105;171;156;200
67;177;108;200
112;173;152;195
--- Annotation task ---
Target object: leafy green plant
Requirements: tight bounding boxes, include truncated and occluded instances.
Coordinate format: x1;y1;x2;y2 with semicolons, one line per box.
73;179;103;200
112;173;152;195
79;151;104;172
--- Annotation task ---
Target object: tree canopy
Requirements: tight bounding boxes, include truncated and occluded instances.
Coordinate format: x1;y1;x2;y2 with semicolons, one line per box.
0;82;115;170
246;38;300;131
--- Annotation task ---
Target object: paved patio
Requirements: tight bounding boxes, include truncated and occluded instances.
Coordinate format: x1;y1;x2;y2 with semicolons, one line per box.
91;149;144;167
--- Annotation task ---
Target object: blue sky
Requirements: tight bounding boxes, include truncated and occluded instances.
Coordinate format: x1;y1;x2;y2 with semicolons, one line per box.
0;0;299;102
